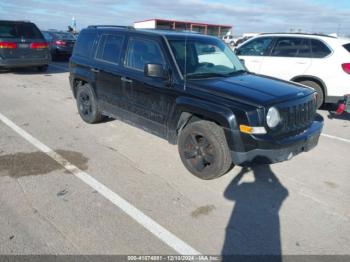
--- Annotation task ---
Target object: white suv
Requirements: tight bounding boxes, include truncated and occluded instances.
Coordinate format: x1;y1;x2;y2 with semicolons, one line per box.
236;33;350;108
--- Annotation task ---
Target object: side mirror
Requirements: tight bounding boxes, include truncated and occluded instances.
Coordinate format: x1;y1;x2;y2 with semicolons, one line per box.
239;59;245;66
144;63;168;79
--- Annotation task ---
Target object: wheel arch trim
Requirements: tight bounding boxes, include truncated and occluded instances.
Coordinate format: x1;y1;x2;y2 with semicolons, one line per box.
291;75;328;98
167;96;239;150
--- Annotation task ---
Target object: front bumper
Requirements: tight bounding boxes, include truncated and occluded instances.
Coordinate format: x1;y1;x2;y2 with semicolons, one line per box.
231;118;323;165
55;46;73;55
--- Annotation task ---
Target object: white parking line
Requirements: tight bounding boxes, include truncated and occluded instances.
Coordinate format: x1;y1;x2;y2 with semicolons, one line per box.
321;133;350;144
0;112;200;255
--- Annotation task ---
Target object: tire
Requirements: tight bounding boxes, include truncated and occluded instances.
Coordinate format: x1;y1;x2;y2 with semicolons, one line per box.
37;65;48;72
299;80;324;109
76;83;103;124
178;120;233;179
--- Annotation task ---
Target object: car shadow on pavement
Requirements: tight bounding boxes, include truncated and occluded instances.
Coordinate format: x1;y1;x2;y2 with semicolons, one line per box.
320;104;350;121
9;64;69;75
222;164;289;262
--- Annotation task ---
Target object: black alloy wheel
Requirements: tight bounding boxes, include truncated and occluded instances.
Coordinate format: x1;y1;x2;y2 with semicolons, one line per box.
178;120;233;179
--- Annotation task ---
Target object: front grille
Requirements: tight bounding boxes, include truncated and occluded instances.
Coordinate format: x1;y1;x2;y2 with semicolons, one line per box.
275;97;316;137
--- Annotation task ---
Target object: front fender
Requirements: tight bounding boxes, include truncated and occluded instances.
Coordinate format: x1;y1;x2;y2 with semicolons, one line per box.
168;96;241;150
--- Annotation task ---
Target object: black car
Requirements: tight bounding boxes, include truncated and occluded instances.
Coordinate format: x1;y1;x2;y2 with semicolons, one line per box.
42;30;76;60
69;26;323;179
0;20;50;71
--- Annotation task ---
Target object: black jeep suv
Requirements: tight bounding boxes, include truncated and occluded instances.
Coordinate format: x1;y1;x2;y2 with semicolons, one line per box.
0;20;50;71
69;26;323;179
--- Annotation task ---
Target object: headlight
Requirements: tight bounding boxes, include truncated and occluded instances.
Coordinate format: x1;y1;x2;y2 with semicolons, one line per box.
266;107;281;128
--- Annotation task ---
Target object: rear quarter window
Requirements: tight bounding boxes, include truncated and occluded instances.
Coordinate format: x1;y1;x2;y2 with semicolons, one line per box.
74;30;96;58
310;39;331;58
343;43;350;53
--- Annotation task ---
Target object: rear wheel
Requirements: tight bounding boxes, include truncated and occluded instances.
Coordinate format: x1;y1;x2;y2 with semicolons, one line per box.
76;84;103;124
299;80;324;108
178;120;233;179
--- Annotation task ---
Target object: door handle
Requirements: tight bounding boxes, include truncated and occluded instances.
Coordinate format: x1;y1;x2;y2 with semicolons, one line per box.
121;76;133;83
90;68;99;73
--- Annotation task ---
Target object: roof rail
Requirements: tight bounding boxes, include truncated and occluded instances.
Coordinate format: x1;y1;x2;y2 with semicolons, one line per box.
0;20;31;23
88;25;134;30
259;32;337;38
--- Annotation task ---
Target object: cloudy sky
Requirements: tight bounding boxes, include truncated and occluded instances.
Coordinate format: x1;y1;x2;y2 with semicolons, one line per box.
0;0;349;35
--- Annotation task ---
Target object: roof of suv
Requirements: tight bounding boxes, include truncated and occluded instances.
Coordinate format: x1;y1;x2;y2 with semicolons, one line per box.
86;25;219;40
0;20;32;23
246;32;350;48
258;32;337;40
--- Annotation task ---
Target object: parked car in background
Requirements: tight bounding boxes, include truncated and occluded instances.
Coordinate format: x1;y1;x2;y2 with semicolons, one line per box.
42;30;76;60
236;33;350;108
223;35;235;46
235;36;253;46
69;26;323;179
0;20;50;71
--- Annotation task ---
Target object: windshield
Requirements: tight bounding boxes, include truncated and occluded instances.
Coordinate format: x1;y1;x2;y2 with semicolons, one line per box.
168;37;245;79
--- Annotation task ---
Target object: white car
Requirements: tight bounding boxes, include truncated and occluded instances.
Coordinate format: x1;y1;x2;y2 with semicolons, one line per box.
236;33;350;108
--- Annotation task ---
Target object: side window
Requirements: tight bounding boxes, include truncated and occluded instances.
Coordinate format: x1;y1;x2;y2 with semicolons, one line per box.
74;30;96;58
96;34;124;64
296;38;311;58
125;38;165;71
236;37;273;56
271;37;305;57
42;32;53;41
311;39;331;58
343;43;350;53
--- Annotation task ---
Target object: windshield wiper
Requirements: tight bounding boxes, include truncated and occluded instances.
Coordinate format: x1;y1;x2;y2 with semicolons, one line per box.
222;69;247;76
186;72;231;79
186;70;248;79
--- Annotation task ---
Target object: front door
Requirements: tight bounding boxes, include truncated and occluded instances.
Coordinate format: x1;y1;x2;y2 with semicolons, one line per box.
236;36;274;73
121;36;174;138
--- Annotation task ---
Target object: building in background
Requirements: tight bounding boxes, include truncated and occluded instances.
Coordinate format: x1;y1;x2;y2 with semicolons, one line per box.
133;19;232;37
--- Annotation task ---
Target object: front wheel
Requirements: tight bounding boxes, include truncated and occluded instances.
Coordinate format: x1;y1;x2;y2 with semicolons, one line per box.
76;84;103;124
178;120;233;179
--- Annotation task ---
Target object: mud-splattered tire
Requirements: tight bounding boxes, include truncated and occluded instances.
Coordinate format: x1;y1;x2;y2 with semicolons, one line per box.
76;84;103;124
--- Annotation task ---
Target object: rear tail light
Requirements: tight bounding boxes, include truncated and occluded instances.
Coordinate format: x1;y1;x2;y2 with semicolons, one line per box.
342;63;350;74
30;42;49;49
0;42;17;49
55;40;66;46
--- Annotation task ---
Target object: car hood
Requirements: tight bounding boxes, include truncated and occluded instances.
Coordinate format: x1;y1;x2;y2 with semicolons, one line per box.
188;73;314;107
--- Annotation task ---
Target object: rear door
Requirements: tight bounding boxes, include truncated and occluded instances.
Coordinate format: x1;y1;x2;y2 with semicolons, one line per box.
0;22;48;60
236;36;274;73
259;37;312;80
93;33;125;110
